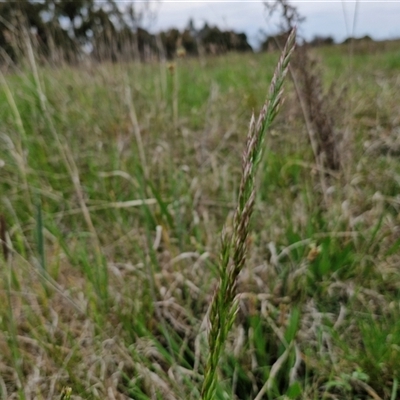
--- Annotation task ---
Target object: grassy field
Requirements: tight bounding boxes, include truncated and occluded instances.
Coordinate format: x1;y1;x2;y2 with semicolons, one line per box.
1;38;400;399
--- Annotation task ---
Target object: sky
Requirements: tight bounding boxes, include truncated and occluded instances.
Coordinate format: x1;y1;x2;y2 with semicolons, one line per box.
136;0;400;49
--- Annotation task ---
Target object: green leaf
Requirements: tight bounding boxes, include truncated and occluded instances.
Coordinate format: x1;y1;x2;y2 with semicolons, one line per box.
286;381;302;398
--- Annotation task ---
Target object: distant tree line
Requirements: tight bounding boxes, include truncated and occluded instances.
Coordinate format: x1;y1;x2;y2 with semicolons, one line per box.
0;0;378;65
260;31;336;52
0;0;252;64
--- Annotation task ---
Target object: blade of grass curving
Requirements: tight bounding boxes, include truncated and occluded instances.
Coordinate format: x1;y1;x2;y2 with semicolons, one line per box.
35;198;50;295
0;214;8;262
35;199;46;273
200;27;296;400
391;378;398;400
24;30;104;270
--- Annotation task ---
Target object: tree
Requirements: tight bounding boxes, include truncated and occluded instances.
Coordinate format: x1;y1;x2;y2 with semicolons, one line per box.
0;0;149;63
198;23;252;55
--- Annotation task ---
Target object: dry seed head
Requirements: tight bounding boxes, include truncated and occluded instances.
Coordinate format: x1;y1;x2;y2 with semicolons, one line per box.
176;46;186;58
307;244;321;262
167;62;176;74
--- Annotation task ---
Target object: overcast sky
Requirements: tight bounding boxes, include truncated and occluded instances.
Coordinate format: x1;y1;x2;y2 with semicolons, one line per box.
137;1;400;49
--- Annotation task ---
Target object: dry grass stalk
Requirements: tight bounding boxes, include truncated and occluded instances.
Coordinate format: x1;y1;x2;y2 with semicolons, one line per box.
0;214;8;261
200;27;296;400
292;46;340;171
126;83;149;180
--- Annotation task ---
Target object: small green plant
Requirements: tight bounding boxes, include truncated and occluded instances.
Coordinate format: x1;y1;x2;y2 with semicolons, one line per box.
60;387;72;400
200;28;296;400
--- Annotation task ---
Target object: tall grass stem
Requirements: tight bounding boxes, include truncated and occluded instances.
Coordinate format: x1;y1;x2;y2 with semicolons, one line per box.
200;27;296;400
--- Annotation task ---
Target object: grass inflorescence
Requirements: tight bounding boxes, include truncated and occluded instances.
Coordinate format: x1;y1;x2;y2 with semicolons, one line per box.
201;28;296;400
